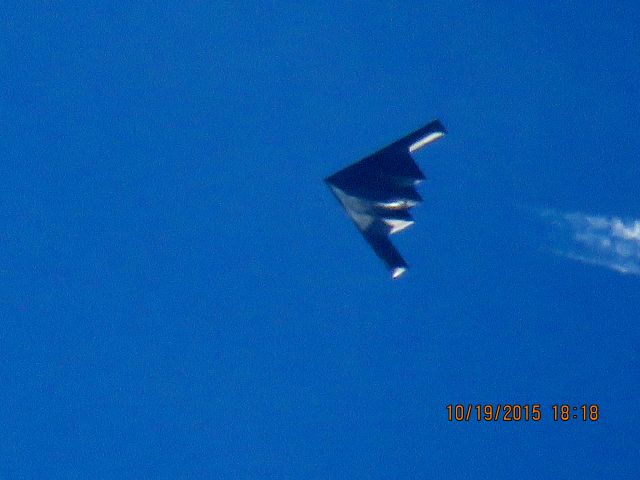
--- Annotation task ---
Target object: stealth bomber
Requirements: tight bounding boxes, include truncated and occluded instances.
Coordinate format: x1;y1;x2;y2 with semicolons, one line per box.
325;120;446;279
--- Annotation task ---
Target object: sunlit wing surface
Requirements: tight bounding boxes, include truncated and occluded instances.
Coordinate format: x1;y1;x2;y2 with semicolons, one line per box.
325;120;446;279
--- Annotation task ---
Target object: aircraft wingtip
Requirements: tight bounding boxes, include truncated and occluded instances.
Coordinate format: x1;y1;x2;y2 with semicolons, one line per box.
391;266;408;279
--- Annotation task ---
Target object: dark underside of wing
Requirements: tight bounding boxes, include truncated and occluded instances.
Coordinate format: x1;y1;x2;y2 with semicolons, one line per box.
325;149;425;191
360;221;408;279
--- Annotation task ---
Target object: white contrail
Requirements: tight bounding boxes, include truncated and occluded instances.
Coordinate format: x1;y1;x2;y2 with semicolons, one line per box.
539;209;640;276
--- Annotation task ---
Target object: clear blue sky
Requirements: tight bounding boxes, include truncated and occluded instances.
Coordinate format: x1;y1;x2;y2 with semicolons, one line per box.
2;2;639;478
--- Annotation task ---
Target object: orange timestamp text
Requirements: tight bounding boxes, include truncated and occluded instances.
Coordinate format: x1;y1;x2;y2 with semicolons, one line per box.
446;404;600;422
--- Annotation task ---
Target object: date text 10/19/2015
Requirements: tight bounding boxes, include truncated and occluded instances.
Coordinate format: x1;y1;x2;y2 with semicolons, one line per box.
446;404;599;422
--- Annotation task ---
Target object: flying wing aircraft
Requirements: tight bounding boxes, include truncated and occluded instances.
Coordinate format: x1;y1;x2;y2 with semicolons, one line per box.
325;120;446;279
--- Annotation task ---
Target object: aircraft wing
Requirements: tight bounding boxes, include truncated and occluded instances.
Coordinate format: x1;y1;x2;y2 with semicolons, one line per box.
360;220;409;279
